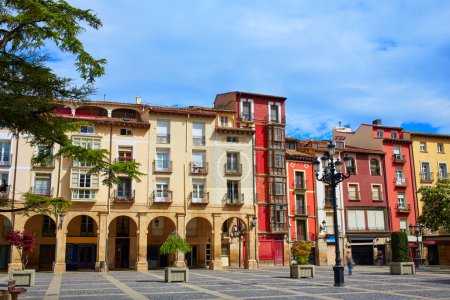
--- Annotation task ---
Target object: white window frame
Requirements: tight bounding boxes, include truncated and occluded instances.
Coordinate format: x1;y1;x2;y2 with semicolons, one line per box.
80;125;95;134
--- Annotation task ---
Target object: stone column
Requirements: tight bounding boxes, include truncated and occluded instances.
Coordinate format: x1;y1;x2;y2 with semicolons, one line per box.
135;213;148;272
53;214;67;273
175;213;186;267
210;213;223;270
96;213;108;272
244;215;258;269
8;216;24;271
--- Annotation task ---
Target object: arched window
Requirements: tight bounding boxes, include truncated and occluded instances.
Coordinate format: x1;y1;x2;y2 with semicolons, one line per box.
370;159;380;176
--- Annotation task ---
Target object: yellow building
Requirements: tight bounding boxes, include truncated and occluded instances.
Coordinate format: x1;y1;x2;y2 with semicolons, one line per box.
409;131;450;265
0;99;257;273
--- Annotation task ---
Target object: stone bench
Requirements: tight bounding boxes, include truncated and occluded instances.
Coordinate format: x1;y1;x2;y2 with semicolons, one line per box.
0;280;27;300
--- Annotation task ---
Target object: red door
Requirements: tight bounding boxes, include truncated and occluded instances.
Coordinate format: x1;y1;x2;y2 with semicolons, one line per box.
274;241;284;265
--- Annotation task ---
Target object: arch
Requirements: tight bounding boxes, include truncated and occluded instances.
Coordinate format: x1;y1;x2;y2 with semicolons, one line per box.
66;215;98;238
108;215;138;270
111;108;140;121
147;216;177;269
370;158;381;176
220;216;248;268
185;217;213;268
75;106;108;118
0;214;11;271
52;104;72;115
65;215;98;271
24;214;56;271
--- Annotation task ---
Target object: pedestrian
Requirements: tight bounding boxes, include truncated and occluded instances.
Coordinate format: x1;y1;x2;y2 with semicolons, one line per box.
376;250;384;266
345;251;354;275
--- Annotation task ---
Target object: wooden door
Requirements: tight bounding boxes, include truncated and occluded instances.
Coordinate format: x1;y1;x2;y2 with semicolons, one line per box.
274;241;284;265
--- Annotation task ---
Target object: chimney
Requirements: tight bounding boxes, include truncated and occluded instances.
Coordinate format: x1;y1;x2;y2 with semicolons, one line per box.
135;96;141;104
372;119;382;125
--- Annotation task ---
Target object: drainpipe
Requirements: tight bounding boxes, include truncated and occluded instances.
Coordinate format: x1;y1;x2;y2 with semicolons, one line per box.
11;137;19;228
382;154;392;232
252;135;258;264
409;143;419;223
56;145;62;197
105;124;113;270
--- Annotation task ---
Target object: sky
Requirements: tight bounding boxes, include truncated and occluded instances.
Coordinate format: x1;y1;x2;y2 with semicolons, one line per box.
48;1;450;139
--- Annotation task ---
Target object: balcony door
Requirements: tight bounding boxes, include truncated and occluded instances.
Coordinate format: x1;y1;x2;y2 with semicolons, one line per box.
395;169;404;184
156;151;169;170
296;219;306;241
34;175;51;195
439;163;448;179
155;179;169;200
118;177;132;198
421;162;431;180
0;142;10;163
192;151;205;169
393;146;401;159
192;180;205;203
226;153;239;173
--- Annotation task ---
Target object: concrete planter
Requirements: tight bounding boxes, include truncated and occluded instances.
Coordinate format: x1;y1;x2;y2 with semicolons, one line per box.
390;262;415;275
290;265;315;278
165;267;189;282
9;270;35;286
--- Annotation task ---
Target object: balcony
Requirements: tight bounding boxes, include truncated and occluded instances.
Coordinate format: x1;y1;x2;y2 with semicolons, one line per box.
348;191;361;201
190;191;209;204
265;115;286;125
153;160;173;173
152;190;173;203
156;134;170;144
113;190;135;203
296;205;308;215
397;203;411;213
372;191;384;201
31;157;54;168
224;163;242;176
224;193;244;205
392;154;406;164
270;223;288;232
294;180;307;191
31;186;53;197
0;185;10;199
420;172;434;183
190;162;208;175
394;178;408;187
115;157;135;163
270;194;287;204
239;113;254;122
71;189;97;201
192;136;205;146
0;154;12;167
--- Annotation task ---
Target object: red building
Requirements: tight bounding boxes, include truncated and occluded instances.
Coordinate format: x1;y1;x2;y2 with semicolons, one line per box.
336;143;390;265
333;120;418;241
215;91;289;266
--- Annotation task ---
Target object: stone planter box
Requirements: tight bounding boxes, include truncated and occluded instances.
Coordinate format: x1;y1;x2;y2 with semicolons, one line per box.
390;262;415;275
9;270;35;286
290;265;315;278
165;267;188;282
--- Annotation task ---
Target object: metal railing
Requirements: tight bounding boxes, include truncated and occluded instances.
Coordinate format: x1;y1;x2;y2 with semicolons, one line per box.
113;189;135;203
31;186;53;197
240;113;254;122
192;136;205;146
420;172;434;182
115;157;135;162
152;190;173;203
190;191;209;204
224;163;242;176
397;203;411;213
0;185;10;199
0;154;12;166
296;205;308;215
31;157;54;167
224;193;244;205
394;178;408;187
294;179;306;190
392;154;406;163
270;223;288;232
156;134;170;144
265;115;286;124
153;160;173;173
190;162;208;175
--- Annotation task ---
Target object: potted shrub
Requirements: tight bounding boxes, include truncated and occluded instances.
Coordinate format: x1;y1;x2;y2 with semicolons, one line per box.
390;231;415;275
4;229;36;286
290;240;315;278
160;231;191;282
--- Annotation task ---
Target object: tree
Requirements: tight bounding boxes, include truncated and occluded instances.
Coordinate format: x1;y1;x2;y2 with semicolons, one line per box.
391;231;411;262
291;240;313;265
3;229;36;269
418;179;450;231
0;1;143;213
160;231;191;267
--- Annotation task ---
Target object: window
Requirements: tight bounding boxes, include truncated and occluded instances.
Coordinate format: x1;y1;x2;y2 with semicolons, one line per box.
347;157;357;174
118;146;133;161
72;137;101;167
270;205;287;231
325;212;334;233
347;210;365;230
205;244;211;267
80;125;95;134
221;244;230;257
296;219;307;241
117;177;132;198
370;159;380;176
155;179;169;201
226;152;239;173
42;215;56;237
0;141;11;164
273;128;284;142
286;141;296;150
155;151;170;171
393;146;402;160
439;163;448;179
274;177;285;195
119;128;133;136
116;216;129;237
397;193;406;208
371;185;382;201
80;216;94;237
295;194;306;215
33;174;51;196
367;210;385;231
71;170;98;199
270;104;279;122
156;120;170;144
377;130;383;138
324;185;333;206
192;123;205;145
294;172;305;189
79;174;91;188
242;101;253;121
348;184;359;200
335;141;345;149
226;136;238;143
420;162;432;181
226;180;240;203
437;143;444;153
420;142;427;152
220;116;229;127
399;218;407;232
391;132;398;138
35;145;53;164
395;169;405;184
0;173;8;196
192;180;206;203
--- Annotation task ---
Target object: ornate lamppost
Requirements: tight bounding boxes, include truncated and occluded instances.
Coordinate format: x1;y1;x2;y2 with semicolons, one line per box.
409;223;424;268
313;142;353;287
231;221;246;268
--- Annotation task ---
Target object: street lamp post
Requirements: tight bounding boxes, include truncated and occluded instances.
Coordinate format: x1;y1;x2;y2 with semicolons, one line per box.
409;224;424;268
231;221;246;268
313;142;353;287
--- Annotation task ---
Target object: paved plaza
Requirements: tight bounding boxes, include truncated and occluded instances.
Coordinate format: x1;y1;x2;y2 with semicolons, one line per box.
2;266;450;300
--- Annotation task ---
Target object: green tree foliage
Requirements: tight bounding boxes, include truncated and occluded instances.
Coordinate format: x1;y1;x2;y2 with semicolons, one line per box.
292;240;313;265
0;1;142;213
160;231;191;256
418;179;450;231
391;231;411;262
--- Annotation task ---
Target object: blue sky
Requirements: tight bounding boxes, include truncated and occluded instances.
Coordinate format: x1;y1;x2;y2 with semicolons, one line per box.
50;1;450;138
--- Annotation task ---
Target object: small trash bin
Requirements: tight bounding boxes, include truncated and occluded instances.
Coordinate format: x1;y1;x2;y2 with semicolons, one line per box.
99;261;106;272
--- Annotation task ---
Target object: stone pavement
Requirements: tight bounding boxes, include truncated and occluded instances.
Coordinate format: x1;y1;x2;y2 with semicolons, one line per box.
6;266;450;299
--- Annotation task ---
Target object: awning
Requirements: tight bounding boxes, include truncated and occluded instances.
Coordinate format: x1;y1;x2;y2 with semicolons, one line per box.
409;242;417;247
424;241;437;245
348;237;375;243
327;236;335;243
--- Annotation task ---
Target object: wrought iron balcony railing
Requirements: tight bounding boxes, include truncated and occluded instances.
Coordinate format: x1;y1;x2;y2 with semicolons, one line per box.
394;178;408;187
156;134;170;144
0;154;12;166
240;113;254;122
270;223;288;232
190;191;209;204
224;193;244;205
113;189;135;203
392;154;406;163
31;186;53;197
224;163;242;176
152;190;173;203
153;160;173;173
192;136;205;146
294;179;307;190
397;203;411;213
420;172;434;182
115;156;135;163
190;162;208;175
